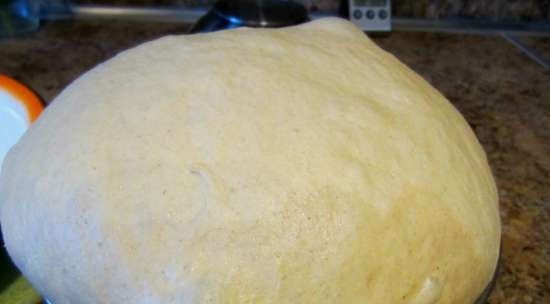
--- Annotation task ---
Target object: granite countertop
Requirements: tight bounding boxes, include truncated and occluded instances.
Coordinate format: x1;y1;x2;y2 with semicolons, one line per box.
0;20;549;303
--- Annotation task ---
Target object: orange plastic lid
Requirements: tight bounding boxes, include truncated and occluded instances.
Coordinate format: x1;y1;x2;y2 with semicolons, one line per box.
0;75;44;167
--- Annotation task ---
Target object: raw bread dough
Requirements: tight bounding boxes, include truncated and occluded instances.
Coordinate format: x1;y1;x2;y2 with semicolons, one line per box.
0;18;500;304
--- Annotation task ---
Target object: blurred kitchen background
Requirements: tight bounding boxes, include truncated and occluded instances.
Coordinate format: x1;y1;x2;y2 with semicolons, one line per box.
1;1;549;304
42;0;550;21
38;0;550;21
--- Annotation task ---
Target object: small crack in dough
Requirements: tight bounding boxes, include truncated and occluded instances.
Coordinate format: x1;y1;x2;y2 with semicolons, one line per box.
189;165;211;224
411;277;444;304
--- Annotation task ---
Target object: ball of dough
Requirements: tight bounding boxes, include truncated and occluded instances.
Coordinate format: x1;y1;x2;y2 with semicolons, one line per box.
0;18;500;304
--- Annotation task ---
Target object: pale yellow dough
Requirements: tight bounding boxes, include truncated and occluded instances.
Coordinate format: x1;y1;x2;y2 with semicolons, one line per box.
0;18;500;304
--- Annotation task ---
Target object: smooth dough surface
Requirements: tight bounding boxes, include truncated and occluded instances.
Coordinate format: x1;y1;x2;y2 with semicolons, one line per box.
0;18;500;304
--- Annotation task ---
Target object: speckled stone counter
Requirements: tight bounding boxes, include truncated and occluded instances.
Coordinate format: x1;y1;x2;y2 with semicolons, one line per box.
0;20;549;303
